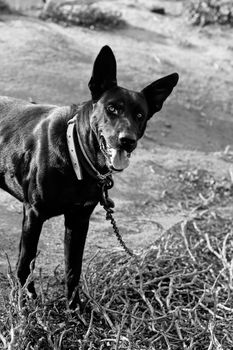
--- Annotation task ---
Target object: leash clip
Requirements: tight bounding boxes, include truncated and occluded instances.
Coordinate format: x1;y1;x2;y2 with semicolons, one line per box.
99;176;115;212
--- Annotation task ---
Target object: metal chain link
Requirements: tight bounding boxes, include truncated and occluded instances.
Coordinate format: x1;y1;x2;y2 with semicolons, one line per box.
99;177;138;260
104;206;136;258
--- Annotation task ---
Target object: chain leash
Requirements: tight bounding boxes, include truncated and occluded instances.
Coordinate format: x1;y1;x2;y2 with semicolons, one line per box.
99;176;138;260
105;207;136;258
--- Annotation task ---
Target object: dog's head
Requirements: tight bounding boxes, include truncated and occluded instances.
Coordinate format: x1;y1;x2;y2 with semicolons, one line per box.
88;46;179;172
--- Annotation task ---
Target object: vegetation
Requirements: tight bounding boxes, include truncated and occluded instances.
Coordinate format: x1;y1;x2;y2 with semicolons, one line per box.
40;3;125;30
0;0;11;13
188;0;233;26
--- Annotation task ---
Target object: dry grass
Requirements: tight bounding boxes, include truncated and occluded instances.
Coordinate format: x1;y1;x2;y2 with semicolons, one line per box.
162;167;233;211
0;169;233;349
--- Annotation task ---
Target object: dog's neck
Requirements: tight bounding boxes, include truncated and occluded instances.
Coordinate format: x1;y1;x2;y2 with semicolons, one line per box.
74;101;109;178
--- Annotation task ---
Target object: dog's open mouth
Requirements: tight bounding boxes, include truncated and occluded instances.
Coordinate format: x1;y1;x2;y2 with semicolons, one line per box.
100;136;131;171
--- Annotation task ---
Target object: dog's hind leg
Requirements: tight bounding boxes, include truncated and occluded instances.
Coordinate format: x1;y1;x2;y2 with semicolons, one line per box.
16;204;44;298
64;204;96;310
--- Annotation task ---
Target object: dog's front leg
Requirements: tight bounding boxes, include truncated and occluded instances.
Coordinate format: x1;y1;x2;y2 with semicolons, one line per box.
64;204;96;310
16;204;44;298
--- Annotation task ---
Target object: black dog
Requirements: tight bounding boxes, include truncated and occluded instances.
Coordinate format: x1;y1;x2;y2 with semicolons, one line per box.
0;46;178;308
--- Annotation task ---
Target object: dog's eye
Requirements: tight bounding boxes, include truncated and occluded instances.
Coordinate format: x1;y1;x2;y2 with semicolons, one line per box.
137;113;143;120
107;105;118;115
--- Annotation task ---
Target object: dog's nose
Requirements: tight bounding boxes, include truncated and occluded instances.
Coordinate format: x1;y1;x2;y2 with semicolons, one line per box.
119;133;137;152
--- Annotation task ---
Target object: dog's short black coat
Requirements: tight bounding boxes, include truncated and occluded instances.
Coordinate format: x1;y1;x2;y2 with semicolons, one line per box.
0;46;178;309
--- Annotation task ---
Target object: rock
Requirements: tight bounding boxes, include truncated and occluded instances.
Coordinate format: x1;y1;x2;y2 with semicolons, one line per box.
150;7;165;15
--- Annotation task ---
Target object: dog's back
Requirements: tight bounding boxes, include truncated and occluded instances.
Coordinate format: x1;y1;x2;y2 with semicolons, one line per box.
0;97;71;202
0;96;54;146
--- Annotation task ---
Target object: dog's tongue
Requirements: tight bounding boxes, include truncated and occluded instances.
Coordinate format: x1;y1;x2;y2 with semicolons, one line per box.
110;149;129;170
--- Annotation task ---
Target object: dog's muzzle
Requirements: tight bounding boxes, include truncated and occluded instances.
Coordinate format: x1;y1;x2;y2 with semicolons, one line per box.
100;132;137;171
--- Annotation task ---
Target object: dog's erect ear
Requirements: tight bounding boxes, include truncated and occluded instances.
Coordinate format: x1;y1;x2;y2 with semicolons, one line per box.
88;45;117;102
141;73;179;118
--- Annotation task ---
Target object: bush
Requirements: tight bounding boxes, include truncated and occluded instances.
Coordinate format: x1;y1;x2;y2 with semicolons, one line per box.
40;2;126;30
188;0;233;26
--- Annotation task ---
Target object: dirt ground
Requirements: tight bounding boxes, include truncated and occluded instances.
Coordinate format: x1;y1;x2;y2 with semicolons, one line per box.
0;0;233;278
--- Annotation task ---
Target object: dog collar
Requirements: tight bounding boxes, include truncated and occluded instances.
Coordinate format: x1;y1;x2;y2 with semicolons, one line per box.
67;116;83;180
67;115;112;182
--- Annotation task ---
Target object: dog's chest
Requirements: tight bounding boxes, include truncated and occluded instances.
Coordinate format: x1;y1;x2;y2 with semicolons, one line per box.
58;179;100;208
